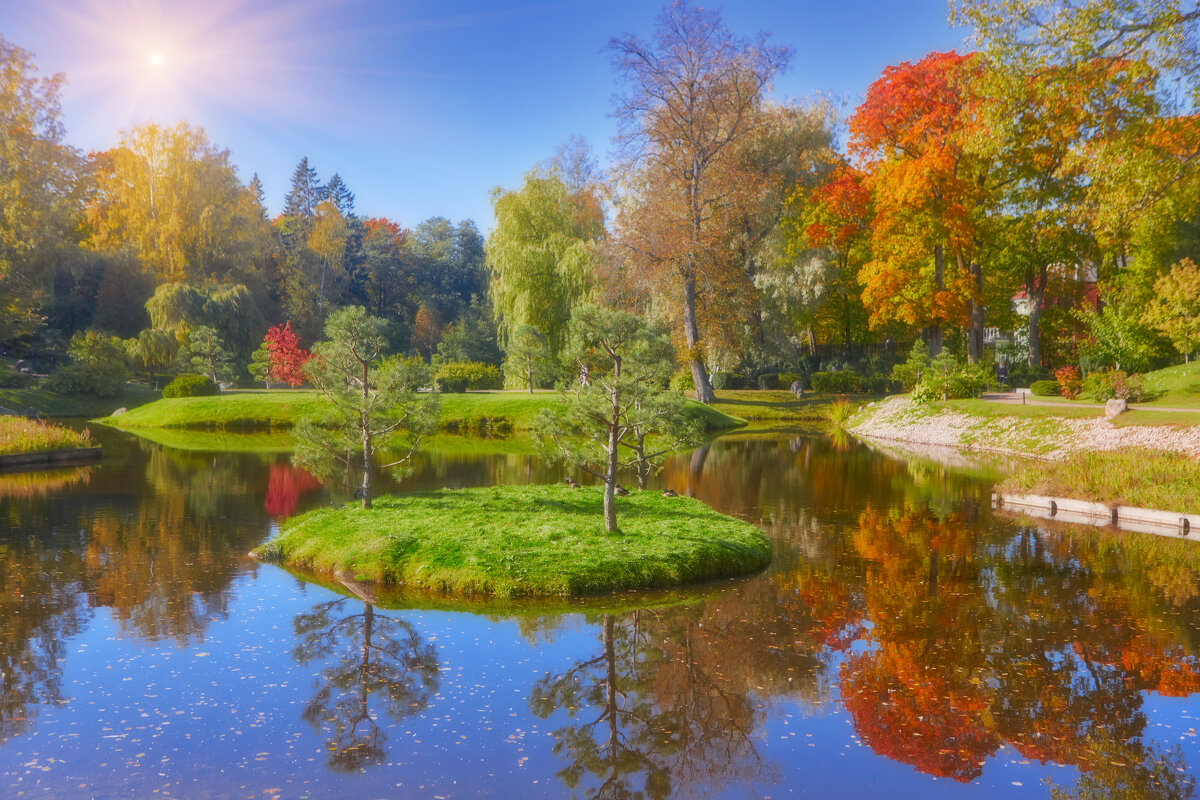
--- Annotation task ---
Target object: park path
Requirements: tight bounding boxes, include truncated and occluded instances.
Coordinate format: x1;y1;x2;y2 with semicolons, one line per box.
980;392;1200;415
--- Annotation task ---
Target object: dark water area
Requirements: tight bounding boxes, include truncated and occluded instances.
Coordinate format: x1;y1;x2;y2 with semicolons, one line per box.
1;427;1198;798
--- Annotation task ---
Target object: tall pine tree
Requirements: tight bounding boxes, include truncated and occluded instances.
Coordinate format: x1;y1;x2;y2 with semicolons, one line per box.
325;173;355;216
283;157;323;218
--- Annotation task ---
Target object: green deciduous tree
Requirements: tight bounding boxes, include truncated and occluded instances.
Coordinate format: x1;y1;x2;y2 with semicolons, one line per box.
534;306;699;532
1146;258;1200;362
294;306;439;509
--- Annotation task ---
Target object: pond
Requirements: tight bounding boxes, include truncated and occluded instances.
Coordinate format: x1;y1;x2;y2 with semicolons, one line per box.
1;427;1197;798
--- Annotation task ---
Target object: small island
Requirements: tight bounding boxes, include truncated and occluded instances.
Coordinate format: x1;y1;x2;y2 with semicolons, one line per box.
253;484;771;598
0;415;100;469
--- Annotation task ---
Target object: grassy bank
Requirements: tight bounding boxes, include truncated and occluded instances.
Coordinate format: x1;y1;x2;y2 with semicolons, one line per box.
707;390;847;423
1;383;159;418
254;484;771;598
1000;449;1200;515
0;416;92;456
99;389;746;434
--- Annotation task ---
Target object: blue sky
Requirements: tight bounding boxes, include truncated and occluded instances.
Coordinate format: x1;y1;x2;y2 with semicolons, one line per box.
3;0;966;230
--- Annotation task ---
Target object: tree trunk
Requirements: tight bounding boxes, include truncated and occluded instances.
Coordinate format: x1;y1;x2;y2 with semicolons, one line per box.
604;383;620;533
683;275;716;404
967;258;984;365
360;357;372;510
1028;264;1048;367
928;243;945;356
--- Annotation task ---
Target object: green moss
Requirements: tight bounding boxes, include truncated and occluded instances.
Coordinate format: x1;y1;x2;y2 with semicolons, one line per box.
254;484;771;598
99;389;745;435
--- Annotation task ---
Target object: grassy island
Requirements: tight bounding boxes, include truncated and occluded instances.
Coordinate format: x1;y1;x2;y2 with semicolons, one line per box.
0;416;92;456
254;484;771;597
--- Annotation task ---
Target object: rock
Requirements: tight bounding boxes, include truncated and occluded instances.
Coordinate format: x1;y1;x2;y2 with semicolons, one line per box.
111;407;127;416
661;488;678;497
1105;398;1129;419
789;380;805;398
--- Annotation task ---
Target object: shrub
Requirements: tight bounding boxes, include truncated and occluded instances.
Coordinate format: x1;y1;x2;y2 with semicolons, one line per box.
946;363;990;399
1031;379;1060;397
710;371;743;390
811;371;863;394
892;340;930;390
911;381;940;403
436;361;503;391
1080;370;1149;403
162;373;219;398
756;373;779;390
669;367;694;391
778;371;805;390
435;374;468;393
829;399;854;426
867;375;901;394
1054;365;1081;399
46;362;127;398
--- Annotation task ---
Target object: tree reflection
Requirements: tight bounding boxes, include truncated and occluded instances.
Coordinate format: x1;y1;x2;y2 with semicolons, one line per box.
1047;734;1195;800
531;603;811;800
293;598;438;772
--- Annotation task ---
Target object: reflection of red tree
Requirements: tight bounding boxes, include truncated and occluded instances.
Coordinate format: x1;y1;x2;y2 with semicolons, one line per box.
787;573;864;651
1122;639;1200;697
264;463;322;518
841;649;998;782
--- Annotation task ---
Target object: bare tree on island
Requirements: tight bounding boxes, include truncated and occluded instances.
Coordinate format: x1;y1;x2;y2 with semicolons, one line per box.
608;4;791;404
534;306;704;533
293;306;439;509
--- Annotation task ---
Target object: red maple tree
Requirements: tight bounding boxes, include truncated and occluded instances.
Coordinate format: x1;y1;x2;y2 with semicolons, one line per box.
263;321;310;387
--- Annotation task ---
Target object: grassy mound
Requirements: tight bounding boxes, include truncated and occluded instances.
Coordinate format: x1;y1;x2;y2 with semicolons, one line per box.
254;484;771;598
100;389;746;434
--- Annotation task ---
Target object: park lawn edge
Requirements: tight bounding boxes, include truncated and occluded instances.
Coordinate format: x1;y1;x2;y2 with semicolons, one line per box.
0;415;93;456
253;484;771;598
96;389;747;434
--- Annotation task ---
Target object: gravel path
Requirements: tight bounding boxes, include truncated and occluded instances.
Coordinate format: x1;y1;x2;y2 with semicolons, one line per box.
851;397;1200;460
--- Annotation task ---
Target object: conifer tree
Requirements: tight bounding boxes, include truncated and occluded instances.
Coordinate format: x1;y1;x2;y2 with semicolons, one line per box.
283;157;323;218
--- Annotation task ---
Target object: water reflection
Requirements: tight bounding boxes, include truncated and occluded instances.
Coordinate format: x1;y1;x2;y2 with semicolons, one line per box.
0;427;1197;797
293;598;438;772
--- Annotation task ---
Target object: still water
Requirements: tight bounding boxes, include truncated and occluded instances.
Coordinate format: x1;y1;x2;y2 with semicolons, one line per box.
1;428;1197;799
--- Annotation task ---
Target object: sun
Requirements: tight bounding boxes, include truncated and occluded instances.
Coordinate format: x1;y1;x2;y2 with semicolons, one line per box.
149;51;164;67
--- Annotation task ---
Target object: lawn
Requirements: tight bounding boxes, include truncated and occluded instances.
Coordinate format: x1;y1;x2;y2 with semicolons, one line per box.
255;484;771;598
948;398;1200;428
705;390;849;423
1;382;160;418
99;389;747;434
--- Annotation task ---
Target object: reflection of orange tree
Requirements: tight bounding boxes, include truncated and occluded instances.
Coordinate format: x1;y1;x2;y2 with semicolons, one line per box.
838;509;1200;781
841;506;1000;781
0;466;91;498
292;598;438;772
263;461;322;518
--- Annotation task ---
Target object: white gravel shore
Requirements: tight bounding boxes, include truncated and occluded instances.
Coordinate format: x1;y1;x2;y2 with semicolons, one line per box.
850;397;1200;461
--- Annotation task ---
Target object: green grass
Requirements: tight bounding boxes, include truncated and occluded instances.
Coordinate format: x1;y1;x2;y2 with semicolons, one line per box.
706;390;848;423
98;389;745;435
1000;449;1200;515
1;383;160;418
1139;361;1200;408
254;484;771;598
0;416;92;456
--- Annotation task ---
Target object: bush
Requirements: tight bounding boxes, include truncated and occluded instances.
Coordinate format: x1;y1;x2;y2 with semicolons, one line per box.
1054;365;1081;399
911;381;940;403
435;374;469;393
436;361;503;391
778;371;805;390
756;373;779;390
710;371;743;390
1080;370;1149;403
46;362;127;398
867;375;901;394
811;371;863;394
892;340;930;391
1031;379;1060;397
162;373;220;398
669;367;694;391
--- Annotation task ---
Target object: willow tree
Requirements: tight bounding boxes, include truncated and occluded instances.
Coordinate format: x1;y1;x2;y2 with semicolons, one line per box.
486;168;601;359
294;306;439;510
608;4;791;403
